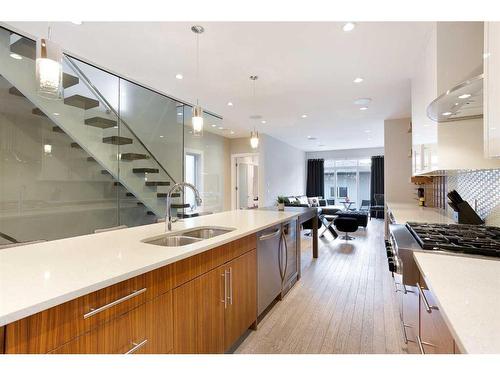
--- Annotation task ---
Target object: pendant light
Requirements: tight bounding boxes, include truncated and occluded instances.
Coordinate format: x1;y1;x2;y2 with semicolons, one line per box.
36;23;63;100
191;25;204;137
249;75;259;149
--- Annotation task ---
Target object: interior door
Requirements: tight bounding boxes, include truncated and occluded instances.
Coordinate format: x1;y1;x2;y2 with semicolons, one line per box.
224;249;257;350
237;162;249;209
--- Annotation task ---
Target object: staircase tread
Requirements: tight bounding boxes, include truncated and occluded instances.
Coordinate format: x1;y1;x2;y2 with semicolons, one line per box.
62;73;79;89
87;157;96;162
10;37;35;60
157;192;181;198
70;142;82;149
64;95;100;110
102;136;133;145
8;86;25;97
32;108;47;117
171;203;191;208
52;126;65;134
146;211;156;216
84;117;117;129
120;153;149;161
101;170;111;175
145;181;170;186
133;168;159;174
126;192;135;197
113;182;123;187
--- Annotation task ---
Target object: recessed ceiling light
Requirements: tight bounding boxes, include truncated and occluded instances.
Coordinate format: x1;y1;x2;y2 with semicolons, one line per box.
360;107;368;111
71;21;83;25
211;124;217;127
218;126;224;130
230;130;235;134
307;135;317;140
113;125;118;129
301;114;308;118
177;112;182;116
175;73;183;80
442;112;452;116
354;98;372;106
342;22;356;32
458;94;471;99
483;52;491;59
53;112;60;116
353;77;363;83
10;53;22;60
227;102;233;106
261;120;266;124
160;135;164;138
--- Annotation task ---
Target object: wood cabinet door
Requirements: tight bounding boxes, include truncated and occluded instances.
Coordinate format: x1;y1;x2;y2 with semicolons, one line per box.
418;278;454;354
224;249;257;351
172;267;225;354
137;291;173;354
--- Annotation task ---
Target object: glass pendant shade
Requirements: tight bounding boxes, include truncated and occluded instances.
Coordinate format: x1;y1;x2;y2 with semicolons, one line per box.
192;105;204;136
250;130;259;149
36;38;63;100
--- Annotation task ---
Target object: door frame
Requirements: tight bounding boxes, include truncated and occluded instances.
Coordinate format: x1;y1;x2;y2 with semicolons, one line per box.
230;153;259;210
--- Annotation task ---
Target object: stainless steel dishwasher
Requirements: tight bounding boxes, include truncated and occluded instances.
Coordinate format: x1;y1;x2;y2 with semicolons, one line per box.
257;224;282;316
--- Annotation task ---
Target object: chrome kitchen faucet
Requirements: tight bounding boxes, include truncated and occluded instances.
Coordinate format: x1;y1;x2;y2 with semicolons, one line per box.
165;182;202;231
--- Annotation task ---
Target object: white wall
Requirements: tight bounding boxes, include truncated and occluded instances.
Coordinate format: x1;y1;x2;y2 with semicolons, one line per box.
384;118;414;204
230;135;306;207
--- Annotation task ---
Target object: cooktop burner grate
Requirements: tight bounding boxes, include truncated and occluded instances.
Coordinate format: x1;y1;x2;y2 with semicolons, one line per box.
406;222;500;257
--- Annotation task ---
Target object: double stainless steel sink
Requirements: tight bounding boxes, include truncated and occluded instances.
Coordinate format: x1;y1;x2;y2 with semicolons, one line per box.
142;226;235;247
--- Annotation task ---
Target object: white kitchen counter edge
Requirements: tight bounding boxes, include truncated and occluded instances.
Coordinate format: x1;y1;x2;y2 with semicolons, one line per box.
0;210;301;326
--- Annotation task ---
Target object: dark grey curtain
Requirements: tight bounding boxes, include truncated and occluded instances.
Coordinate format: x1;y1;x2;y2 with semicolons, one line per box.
306;159;324;197
370;155;384;205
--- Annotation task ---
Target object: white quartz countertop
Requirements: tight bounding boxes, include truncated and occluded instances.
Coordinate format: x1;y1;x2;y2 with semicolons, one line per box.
387;202;454;224
413;252;500;354
0;209;301;326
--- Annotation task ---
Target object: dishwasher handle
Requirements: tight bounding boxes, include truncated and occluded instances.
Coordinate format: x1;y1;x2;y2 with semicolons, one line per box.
259;228;281;241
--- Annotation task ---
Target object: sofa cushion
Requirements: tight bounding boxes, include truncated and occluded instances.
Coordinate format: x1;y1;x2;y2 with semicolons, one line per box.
285;196;297;204
297;195;309;205
308;197;320;207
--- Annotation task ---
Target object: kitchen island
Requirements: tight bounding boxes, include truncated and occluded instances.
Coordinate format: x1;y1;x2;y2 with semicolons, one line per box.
0;209;315;354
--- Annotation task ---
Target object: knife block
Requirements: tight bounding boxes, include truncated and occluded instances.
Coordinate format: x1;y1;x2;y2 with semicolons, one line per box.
455;201;484;225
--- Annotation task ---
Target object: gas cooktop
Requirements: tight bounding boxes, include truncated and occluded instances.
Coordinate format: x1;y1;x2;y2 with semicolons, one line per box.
406;222;500;257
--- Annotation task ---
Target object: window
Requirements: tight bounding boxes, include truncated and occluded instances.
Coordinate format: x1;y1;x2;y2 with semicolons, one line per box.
184;152;202;208
324;158;372;209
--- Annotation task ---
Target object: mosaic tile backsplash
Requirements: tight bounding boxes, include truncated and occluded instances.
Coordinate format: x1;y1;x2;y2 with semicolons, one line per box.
447;169;500;226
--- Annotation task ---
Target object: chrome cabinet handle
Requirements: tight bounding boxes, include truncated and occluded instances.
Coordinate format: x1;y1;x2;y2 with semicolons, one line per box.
416;283;438;313
259;228;281;241
227;267;233;305
125;339;148;354
221;272;227;308
84;288;147;319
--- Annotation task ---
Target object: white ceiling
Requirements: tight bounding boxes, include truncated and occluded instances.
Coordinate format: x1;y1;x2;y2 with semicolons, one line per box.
6;21;433;151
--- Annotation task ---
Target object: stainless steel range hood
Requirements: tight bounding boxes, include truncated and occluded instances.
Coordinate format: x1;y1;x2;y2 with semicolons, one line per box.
427;74;483;122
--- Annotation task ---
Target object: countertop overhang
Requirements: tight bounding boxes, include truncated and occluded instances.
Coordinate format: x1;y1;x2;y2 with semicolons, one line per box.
0;209;303;326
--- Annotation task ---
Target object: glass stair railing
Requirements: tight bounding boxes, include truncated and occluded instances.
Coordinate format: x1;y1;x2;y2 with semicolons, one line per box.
0;28;185;218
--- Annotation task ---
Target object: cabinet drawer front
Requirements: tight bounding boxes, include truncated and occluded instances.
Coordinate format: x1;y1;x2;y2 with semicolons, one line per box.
50;304;147;354
5;266;172;354
85;275;147;329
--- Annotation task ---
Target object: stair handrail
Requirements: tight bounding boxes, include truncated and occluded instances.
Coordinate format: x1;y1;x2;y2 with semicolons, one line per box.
64;55;177;184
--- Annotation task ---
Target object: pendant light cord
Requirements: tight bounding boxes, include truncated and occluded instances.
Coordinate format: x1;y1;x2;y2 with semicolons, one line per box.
47;22;52;41
196;32;200;106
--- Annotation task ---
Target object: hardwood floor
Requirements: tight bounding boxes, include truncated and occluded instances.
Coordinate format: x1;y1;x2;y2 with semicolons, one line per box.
235;219;407;354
